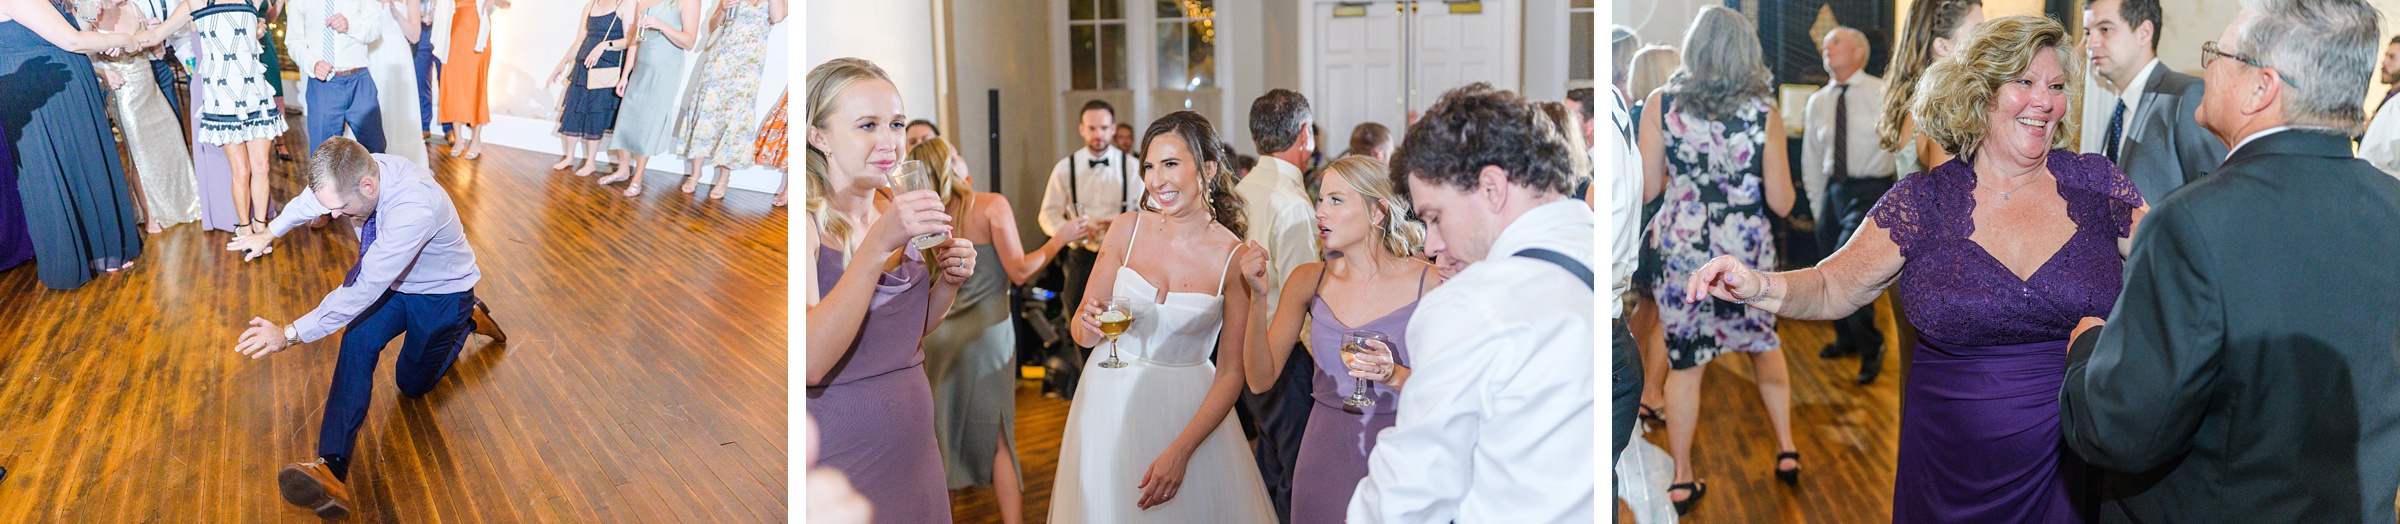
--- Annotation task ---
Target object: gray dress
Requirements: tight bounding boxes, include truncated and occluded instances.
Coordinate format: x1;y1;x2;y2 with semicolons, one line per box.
608;0;686;156
920;242;1020;489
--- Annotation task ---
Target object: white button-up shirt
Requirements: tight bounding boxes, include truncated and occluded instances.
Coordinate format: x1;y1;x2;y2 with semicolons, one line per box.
2360;98;2400;179
286;0;383;74
1349;200;1597;523
1234;155;1320;324
1801;72;1895;201
1607;87;1640;319
1038;145;1144;237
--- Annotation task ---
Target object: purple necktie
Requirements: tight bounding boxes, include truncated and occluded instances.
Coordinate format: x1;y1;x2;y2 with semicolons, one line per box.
342;212;379;287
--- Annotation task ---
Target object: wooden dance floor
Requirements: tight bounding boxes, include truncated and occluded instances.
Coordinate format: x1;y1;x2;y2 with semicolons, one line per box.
1617;313;1906;523
976;319;1905;523
0;140;787;521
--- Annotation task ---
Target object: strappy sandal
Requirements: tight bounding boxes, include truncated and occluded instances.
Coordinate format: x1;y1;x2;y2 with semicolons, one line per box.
1669;479;1707;515
1775;451;1802;485
1637;404;1666;427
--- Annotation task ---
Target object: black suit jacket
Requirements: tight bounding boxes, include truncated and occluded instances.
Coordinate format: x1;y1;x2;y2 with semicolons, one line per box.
2118;68;2228;205
2062;129;2400;523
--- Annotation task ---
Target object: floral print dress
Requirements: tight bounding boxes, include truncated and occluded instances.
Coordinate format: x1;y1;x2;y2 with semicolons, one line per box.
1647;93;1780;370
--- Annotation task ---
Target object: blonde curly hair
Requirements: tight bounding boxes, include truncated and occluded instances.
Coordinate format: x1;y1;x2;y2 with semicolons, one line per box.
1910;15;2082;160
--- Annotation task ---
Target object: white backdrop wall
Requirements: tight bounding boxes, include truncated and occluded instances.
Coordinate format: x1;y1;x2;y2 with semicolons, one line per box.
472;0;793;194
803;0;940;144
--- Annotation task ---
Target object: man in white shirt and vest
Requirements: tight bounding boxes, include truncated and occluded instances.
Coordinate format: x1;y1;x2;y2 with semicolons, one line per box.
1235;88;1323;522
2355;35;2400;177
226;137;504;519
1349;83;1595;523
1037;99;1137;396
1803;26;1897;384
2084;0;2224;203
290;0;390;155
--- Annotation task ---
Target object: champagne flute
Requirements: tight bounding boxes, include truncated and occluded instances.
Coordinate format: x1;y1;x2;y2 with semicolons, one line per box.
886;160;949;250
1341;330;1391;408
1096;297;1136;369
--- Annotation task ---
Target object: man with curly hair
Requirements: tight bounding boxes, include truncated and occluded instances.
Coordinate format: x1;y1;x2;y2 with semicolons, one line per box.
1347;83;1595;523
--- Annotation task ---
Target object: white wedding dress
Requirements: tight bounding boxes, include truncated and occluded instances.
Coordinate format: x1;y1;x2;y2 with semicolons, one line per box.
1050;219;1278;523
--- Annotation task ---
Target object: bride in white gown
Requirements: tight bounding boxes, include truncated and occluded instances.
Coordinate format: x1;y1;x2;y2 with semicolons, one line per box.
1051;111;1278;523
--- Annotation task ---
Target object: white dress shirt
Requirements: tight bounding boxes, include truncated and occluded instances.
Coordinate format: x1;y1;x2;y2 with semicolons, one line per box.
269;154;482;343
1349;200;1597;523
1608;87;1640;319
1037;145;1144;237
1801;72;1895;201
431;0;495;58
1234;155;1321;324
2360;100;2400;178
287;0;384;73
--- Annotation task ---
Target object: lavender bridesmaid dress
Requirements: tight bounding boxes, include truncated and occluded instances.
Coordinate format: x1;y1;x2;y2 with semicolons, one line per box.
808;245;952;523
1287;269;1423;524
1877;151;2142;523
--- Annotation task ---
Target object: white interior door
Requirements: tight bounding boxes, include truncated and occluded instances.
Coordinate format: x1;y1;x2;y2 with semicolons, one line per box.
1408;0;1521;109
1311;2;1409;155
1307;1;1522;149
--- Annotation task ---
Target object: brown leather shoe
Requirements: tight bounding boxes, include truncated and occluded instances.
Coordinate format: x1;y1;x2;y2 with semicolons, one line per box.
470;299;506;343
278;460;353;520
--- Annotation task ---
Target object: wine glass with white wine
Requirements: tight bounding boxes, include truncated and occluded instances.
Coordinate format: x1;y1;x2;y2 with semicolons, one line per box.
1095;297;1136;369
1341;330;1391;408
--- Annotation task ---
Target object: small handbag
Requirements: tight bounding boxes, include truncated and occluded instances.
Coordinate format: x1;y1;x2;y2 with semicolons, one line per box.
583;9;623;90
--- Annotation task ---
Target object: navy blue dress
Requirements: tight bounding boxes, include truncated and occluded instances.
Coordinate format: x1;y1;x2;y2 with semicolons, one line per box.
0;7;143;289
557;11;625;140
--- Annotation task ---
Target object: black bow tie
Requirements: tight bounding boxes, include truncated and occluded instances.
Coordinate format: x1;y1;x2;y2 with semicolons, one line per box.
1088;157;1111;168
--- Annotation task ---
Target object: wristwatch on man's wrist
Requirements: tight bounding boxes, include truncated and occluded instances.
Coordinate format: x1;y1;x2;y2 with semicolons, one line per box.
284;324;301;347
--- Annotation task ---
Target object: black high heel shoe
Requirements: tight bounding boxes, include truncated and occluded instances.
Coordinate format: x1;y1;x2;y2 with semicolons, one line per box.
1669;479;1706;515
1775;451;1802;485
1637;404;1666;427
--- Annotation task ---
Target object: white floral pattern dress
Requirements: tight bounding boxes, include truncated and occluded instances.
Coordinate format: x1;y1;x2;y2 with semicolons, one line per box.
1647;93;1780;370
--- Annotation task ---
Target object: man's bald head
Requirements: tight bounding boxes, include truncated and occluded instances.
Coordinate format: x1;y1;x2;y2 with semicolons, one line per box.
1821;26;1870;82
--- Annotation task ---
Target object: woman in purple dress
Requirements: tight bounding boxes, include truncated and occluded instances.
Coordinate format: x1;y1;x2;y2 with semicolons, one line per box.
1235;157;1437;523
1685;16;2142;523
801;57;972;524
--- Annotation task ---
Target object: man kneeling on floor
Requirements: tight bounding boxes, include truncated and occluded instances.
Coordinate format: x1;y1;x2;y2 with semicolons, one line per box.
228;136;507;520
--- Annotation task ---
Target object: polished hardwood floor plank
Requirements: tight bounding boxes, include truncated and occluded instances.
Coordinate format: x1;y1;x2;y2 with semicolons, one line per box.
0;136;787;522
1616;299;1910;523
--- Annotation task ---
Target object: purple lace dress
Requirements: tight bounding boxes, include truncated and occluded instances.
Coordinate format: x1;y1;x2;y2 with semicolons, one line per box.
1877;151;2142;523
809;244;953;523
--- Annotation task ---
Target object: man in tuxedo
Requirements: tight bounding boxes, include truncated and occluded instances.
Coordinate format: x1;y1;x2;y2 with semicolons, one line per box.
1036;100;1135;397
1237;88;1323;522
1802;26;1896;384
2059;1;2400;521
226;137;506;519
1350;82;1593;523
2083;0;2225;204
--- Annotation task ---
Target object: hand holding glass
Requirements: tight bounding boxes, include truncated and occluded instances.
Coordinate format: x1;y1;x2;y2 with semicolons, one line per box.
1341;330;1391;408
1096;298;1136;369
886;160;950;250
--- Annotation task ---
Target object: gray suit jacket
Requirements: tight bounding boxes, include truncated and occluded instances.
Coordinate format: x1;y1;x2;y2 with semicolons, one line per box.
2118;68;2228;204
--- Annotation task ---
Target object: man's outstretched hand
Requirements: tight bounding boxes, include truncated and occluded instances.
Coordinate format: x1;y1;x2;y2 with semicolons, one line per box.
226;232;274;261
235;318;292;359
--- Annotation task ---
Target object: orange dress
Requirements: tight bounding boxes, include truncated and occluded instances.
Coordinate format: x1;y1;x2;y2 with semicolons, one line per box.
753;92;787;168
437;0;489;126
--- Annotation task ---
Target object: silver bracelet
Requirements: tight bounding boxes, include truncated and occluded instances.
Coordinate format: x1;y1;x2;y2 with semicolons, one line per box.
1733;268;1772;305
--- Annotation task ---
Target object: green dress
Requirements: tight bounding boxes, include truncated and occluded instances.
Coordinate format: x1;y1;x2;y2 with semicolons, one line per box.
257;0;282;98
